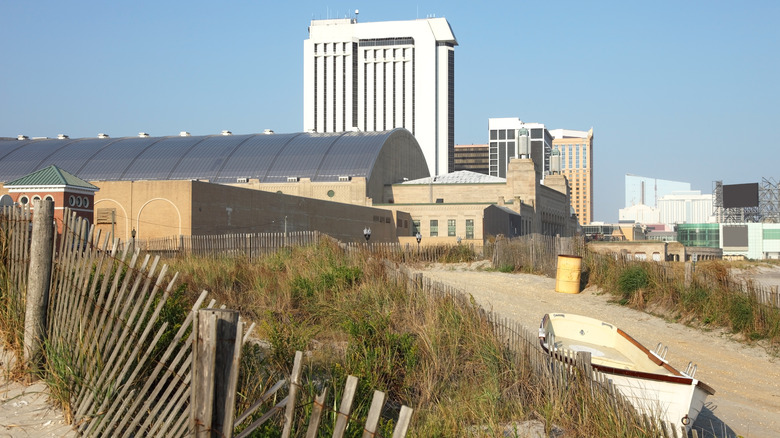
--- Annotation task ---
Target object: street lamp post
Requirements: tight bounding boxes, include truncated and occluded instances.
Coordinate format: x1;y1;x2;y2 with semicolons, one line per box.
416;232;422;255
131;228;136;253
363;227;371;243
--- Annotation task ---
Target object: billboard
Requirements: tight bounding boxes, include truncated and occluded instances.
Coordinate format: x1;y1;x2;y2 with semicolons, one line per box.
722;225;749;250
722;183;759;209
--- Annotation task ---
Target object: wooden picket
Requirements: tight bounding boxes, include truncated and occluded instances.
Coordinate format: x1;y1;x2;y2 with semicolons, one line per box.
235;351;415;438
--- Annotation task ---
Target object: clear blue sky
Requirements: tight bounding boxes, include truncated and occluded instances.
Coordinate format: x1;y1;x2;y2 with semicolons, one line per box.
1;1;778;222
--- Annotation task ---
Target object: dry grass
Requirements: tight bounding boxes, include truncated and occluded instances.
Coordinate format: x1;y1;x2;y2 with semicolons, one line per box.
166;240;663;437
584;254;780;350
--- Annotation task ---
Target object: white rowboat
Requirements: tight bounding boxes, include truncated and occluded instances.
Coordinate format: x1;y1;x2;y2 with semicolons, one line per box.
539;313;715;431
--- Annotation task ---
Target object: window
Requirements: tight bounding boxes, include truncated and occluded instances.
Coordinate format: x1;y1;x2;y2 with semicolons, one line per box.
490;130;498;140
466;219;474;239
83;197;89;208
19;196;29;205
430;220;438;237
69;195;75;206
448;219;456;237
412;220;420;233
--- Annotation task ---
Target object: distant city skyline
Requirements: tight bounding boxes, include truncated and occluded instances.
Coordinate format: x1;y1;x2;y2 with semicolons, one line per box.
1;1;778;222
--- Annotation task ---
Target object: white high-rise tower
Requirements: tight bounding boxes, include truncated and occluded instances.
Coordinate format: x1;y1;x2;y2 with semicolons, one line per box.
303;16;457;176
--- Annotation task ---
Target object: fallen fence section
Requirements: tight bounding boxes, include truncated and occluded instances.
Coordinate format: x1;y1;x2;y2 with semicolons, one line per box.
234;351;414;438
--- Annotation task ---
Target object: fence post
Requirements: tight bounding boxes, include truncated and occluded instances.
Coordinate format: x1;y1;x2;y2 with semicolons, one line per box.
23;199;55;372
684;262;692;287
192;309;243;437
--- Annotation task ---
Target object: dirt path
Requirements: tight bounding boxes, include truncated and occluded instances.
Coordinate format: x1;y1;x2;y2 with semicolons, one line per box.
412;262;780;438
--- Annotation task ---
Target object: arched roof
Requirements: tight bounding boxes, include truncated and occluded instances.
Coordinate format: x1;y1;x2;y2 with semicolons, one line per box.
0;129;428;185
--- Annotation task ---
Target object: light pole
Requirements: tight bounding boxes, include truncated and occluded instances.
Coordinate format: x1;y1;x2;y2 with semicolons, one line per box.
363;227;371;243
131;228;136;252
416;232;422;255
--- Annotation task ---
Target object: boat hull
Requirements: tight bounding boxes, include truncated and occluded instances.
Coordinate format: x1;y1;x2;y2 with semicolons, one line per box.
539;313;714;431
606;370;710;429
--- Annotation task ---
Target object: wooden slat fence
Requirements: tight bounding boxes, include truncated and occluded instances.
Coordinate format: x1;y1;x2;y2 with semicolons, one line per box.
488;234;586;277
46;210;227;437
1;206;415;437
0;204;32;358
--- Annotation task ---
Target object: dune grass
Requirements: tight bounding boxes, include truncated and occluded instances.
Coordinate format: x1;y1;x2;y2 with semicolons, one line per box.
167;240;663;437
583;253;780;350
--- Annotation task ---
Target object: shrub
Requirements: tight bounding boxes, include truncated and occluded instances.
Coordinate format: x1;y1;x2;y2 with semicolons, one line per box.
617;265;650;301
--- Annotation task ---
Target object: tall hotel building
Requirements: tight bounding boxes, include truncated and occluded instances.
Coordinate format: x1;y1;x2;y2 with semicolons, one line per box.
550;128;594;226
303;16;457;176
487;118;553;180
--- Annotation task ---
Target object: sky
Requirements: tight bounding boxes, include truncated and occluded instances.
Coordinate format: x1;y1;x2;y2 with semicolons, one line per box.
1;0;779;222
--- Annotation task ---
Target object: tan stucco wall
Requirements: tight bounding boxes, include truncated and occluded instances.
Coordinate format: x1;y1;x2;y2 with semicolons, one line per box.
382;156;575;239
385;182;507;205
231;177;373;206
85;180;397;244
91;180;194;244
379;203;490;240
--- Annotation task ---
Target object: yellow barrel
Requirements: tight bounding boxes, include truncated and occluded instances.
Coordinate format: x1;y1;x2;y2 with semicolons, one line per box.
555;255;582;294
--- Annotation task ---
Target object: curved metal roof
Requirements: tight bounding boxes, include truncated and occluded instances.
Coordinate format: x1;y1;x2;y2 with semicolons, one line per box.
0;130;421;184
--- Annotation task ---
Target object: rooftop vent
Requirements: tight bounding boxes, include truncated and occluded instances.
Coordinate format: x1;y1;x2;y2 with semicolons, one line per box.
263;129;274;135
138;132;150;138
236;177;249;183
221;130;232;136
17;135;28;140
338;176;351;182
180;131;191;137
287;177;299;182
57;134;69;139
98;133;110;138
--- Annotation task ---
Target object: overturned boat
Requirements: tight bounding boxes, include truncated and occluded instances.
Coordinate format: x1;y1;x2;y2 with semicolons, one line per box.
539;313;715;431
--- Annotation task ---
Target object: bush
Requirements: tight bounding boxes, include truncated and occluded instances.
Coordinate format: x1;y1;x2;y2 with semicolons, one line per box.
617;265;650;302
